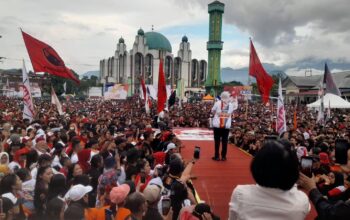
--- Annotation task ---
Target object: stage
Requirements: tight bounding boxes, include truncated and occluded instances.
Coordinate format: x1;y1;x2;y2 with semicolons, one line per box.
176;128;317;219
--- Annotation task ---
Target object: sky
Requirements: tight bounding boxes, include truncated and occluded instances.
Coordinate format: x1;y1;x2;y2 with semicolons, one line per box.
1;0;350;76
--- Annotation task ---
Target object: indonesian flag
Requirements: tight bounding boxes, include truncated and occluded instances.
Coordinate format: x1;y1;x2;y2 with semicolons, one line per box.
51;87;64;115
276;78;286;135
157;59;167;113
21;30;79;84
22;60;35;122
249;39;274;104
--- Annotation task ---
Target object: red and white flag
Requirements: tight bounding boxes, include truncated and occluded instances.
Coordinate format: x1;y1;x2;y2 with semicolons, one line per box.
22;60;35;122
140;78;151;114
51;87;64;115
276;78;286;135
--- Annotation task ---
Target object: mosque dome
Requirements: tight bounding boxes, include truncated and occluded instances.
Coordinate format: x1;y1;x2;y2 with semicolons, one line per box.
182;35;188;43
144;31;172;53
137;28;145;36
118;37;124;44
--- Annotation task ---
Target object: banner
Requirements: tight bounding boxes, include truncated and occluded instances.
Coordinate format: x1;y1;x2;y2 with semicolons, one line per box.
104;84;128;100
51;87;64;115
22;60;35;122
276;78;286;135
224;85;252;100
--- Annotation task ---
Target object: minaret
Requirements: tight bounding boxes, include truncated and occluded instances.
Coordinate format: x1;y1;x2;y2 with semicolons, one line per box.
205;1;224;96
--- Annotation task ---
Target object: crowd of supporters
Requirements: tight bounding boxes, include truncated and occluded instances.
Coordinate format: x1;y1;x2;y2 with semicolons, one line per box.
1;95;350;219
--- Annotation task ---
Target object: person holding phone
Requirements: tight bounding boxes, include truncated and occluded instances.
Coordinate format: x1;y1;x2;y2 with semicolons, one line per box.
134;159;152;192
211;91;236;161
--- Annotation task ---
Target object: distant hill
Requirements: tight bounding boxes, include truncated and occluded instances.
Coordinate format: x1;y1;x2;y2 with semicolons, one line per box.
81;70;99;79
221;64;286;84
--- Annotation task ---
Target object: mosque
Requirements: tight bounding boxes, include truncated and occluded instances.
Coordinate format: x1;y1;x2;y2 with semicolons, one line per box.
99;28;207;96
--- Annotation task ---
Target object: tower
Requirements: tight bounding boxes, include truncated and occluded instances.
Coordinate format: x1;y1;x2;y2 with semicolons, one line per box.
205;1;224;95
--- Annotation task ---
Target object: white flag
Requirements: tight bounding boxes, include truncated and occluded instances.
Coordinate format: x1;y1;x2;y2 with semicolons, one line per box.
276;78;286;135
51;87;64;115
63;82;67;95
22;60;35;122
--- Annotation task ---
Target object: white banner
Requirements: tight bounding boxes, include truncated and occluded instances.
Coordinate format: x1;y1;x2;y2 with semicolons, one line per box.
22;60;35;122
51;87;64;115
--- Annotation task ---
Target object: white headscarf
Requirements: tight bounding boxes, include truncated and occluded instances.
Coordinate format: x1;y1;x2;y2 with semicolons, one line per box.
0;152;9;165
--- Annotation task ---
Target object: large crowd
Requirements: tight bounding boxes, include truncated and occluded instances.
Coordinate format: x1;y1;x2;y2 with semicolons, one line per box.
0;94;350;220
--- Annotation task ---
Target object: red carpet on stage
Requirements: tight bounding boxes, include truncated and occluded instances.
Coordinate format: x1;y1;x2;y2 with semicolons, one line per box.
178;128;317;219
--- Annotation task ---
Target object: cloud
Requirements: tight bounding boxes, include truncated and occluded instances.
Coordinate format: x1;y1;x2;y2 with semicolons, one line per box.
1;0;350;75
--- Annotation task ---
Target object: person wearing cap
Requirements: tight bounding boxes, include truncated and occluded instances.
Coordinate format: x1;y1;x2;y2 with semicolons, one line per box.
211;91;236;161
34;136;49;156
164;143;178;165
64;184;92;220
109;184;131;220
143;185;163;220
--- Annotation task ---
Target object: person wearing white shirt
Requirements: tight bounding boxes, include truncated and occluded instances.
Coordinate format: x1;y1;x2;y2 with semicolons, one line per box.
229;140;310;220
211;91;235;161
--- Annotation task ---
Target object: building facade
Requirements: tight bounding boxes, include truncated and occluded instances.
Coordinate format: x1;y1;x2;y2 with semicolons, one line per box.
99;29;207;96
282;71;350;104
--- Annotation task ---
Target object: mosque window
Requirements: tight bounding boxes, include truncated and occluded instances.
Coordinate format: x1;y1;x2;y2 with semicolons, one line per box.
174;57;181;80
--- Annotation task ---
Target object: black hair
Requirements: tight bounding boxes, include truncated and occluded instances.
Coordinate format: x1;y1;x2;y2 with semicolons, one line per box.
67;163;80;181
38;154;52;166
16;168;30;182
46;197;64;220
124;192;146;214
250;140;299;191
169;158;184;177
47;174;67;202
0;173;18;194
72;174;90;186
25;150;38;169
90;154;103;169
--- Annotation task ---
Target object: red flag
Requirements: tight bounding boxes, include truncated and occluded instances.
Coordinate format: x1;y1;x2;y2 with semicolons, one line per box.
21;31;79;84
249;39;274;103
157;59;167;113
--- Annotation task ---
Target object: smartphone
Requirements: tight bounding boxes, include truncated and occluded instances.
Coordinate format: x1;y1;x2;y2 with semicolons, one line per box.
162;198;171;215
140;169;146;183
194;146;200;160
156;167;163;177
300;156;313;177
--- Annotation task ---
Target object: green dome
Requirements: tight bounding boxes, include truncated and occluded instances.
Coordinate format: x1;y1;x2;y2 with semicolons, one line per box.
144;32;172;53
119;37;124;44
182;35;188;42
137;28;144;36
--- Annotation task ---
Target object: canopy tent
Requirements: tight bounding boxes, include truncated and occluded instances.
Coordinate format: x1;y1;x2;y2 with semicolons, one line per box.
307;93;350;109
202;94;214;101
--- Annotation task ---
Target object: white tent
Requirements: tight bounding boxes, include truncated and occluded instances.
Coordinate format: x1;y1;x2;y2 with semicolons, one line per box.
307;93;350;109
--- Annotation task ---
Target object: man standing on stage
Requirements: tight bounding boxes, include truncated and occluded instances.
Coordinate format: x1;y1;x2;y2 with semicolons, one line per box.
211;91;236;161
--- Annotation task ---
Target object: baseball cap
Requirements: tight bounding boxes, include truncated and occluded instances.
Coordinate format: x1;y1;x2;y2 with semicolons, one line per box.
165;143;176;153
143;185;161;204
109;184;130;204
64;184;92;201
